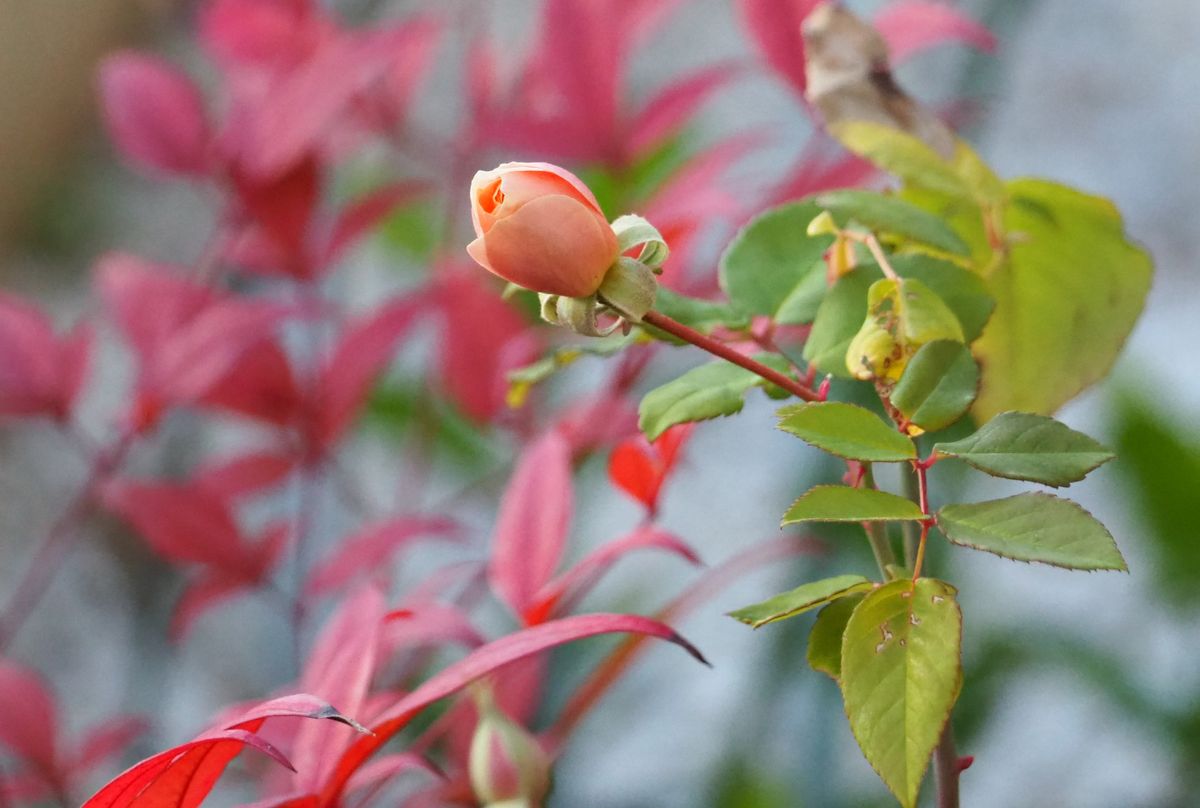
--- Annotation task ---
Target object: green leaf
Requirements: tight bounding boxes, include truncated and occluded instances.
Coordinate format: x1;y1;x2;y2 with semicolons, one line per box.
936;492;1127;571
804;257;993;378
845;277;964;381
841;578;962;808
891;341;979;432
803;268;876;377
973;179;1152;418
811;189;969;255
831;121;1005;205
889;254;994;343
777;402;916;461
506;338;630;408
652;287;750;335
718;201;833;317
773;265;828;326
781;486;925;525
807;594;863;680
729;574;873;628
638;356;789;441
933;411;1114;487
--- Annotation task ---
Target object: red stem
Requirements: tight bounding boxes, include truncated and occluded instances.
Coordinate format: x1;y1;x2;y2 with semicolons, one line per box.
641;311;820;402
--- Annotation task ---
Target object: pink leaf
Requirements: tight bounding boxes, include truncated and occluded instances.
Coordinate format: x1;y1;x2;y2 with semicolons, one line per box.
97;53;212;176
555;392;640;454
199;0;322;72
628;62;743;156
382;605;486;654
489;431;573;619
0;660;59;774
524;527;702;624
0;294;85;420
315;295;423;448
323;182;427;264
306;516;460;597
73;717;150;775
290;589;386;792
737;0;822;97
101;480;252;573
195;450;296;500
321;613;707;803
874;1;997;64
231;157;321;272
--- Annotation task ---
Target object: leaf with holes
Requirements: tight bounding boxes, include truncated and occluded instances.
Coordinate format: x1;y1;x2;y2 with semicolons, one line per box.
933;412;1114;487
841;578;962;808
638;355;790;441
777;402;915;461
781;486;925;525
891;340;979;432
937;493;1127;571
729;574;873;628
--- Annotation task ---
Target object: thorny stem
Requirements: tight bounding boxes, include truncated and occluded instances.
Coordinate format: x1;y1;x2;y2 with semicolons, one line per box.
641;311;822;402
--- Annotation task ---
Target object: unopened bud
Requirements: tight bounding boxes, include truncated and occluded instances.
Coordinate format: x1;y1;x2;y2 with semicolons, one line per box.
469;685;551;808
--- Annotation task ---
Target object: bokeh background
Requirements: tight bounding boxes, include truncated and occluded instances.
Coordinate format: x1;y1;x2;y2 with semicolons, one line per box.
1;1;1197;806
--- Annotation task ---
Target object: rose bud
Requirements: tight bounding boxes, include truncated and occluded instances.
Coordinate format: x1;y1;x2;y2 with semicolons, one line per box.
468;684;552;807
467;162;619;298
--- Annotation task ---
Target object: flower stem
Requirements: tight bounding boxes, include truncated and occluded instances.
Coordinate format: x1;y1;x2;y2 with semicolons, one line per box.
640;310;821;402
934;722;961;808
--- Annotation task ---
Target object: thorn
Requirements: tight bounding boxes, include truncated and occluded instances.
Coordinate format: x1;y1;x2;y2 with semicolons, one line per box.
957;755;974;773
817;374;832;401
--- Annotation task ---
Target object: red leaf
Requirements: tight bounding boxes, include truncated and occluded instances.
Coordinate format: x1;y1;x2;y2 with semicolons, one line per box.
98;53;212;177
737;0;822;97
306;516;460;597
200;340;302;427
199;0;321;72
628;62;743;156
433;271;539;423
291;589;386;792
195;450;296;500
95;254;214;364
0;660;59;774
315;295;423;448
323;182;427;265
320;614;706;803
82;695;365;808
361;18;442;133
489;431;573;619
607;423;694;512
231;157;321;272
524;527;702;624
874;1;997;64
555;392;640;454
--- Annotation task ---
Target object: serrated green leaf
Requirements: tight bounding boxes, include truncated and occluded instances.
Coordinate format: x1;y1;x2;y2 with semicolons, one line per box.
811;189;969;255
729;574;873;628
937;492;1127;571
974;179;1152;418
777;402;915;461
718;201;833;317
841;578;962;808
808;594;863;680
638;355;789;440
781;486;925;525
891;341;979;432
933;411;1114;486
652;287;750;335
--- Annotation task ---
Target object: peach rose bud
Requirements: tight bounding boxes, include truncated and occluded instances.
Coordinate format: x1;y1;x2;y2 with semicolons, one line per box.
467;162;619;298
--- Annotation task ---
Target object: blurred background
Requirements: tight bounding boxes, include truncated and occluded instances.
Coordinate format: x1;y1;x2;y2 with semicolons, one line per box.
1;1;1197;806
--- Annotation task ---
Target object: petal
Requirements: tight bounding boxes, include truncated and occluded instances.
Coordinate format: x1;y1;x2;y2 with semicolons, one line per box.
475;195;617;297
490;161;606;214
